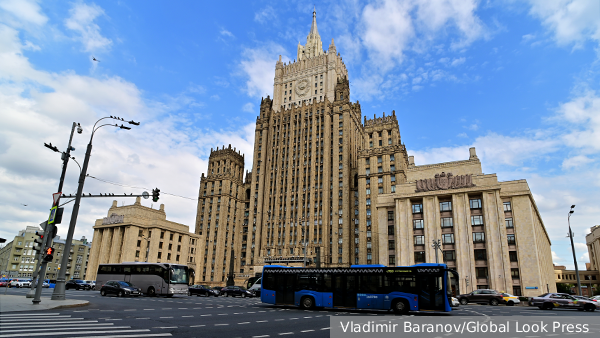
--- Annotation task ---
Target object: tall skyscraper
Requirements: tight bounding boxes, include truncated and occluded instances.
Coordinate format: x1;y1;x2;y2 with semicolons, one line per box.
193;10;554;296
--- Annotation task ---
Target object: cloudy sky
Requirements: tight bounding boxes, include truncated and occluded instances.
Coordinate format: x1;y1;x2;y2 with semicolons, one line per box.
1;0;598;270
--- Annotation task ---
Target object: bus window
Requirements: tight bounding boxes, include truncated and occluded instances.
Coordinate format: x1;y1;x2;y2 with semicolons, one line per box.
359;274;383;294
323;274;332;293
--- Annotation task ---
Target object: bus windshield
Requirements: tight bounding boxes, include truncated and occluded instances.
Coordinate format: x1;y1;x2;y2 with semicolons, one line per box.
170;266;188;284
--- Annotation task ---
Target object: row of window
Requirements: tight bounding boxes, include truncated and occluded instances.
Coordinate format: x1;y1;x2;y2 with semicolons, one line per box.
408;216;513;229
412;233;516;245
411;201;513;213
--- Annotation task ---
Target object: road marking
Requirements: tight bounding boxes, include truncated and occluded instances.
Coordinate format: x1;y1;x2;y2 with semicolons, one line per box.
159;317;173;319
63;334;172;338
190;325;205;327
252;336;270;338
154;327;178;329
0;329;153;337
215;324;229;326
162;308;172;310
300;330;314;333
303;316;312;318
143;309;155;311
200;314;212;316
274;319;285;321
136;318;150;320
279;333;293;335
178;308;188;309
289;318;298;320
238;322;251;324
256;320;268;323
124;309;137;311
0;325;125;333
0;313;61;317
182;315;193;318
320;328;330;330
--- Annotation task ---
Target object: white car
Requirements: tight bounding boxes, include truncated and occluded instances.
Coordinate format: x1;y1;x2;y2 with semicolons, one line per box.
591;295;600;302
84;280;96;289
500;293;521;305
10;278;32;288
451;297;460;307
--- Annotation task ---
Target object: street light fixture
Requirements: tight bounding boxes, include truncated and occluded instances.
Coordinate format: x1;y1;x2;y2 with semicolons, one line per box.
51;116;139;301
567;205;581;296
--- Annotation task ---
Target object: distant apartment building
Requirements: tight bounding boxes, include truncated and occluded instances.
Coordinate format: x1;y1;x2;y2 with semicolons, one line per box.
587;225;600;272
0;226;91;280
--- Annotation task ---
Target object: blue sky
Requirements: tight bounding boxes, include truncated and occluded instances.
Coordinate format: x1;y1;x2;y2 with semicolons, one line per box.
1;0;599;270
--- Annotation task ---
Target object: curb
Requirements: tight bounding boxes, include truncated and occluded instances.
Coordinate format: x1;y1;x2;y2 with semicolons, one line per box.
52;301;90;310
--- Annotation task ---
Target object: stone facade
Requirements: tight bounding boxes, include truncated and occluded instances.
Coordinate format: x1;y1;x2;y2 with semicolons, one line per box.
192;11;555;293
587;225;600;271
375;148;555;296
86;198;199;282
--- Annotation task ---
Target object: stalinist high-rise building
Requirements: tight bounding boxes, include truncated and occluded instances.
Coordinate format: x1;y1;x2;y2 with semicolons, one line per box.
193;10;555;296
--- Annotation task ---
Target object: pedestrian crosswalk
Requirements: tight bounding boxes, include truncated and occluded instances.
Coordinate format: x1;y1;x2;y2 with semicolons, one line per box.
0;313;172;337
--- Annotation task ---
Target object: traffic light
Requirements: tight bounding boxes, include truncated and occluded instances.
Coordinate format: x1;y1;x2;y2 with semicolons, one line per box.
33;231;45;253
43;247;55;262
50;224;58;239
152;188;160;202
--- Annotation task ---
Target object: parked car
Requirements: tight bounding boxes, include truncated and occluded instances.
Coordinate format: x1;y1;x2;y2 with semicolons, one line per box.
212;286;224;293
100;280;141;297
189;285;219;297
42;281;50;288
530;293;599;312
0;279;9;287
500;293;520;306
457;289;505;306
591;295;600;302
83;280;96;289
65;279;92;290
220;285;255;298
10;278;31;288
451;297;460;307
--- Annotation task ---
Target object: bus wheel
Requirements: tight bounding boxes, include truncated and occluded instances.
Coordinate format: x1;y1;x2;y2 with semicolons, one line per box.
301;296;315;310
392;300;409;314
147;287;156;297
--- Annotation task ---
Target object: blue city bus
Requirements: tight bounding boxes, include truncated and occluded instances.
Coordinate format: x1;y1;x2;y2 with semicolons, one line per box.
261;263;458;313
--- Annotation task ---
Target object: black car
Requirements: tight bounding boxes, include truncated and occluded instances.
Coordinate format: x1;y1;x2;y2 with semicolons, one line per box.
100;280;141;297
189;285;219;297
220;286;254;298
65;279;92;290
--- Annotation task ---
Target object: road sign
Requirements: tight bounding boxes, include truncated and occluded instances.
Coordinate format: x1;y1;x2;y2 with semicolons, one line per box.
52;192;62;206
48;206;58;224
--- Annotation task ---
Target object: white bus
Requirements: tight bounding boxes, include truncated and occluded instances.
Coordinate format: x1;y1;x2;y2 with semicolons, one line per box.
96;262;189;297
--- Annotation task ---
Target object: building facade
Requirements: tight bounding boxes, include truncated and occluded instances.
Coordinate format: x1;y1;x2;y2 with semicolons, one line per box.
0;226;91;281
191;10;555;293
86;198;200;282
376;148;556;296
587;225;600;271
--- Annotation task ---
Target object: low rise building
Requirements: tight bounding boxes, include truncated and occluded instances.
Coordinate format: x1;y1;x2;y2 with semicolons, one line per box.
554;264;599;296
86;198;199;282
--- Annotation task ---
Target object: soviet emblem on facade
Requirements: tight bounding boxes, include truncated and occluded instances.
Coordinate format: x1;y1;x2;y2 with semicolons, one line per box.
102;213;124;225
295;78;309;97
415;172;475;192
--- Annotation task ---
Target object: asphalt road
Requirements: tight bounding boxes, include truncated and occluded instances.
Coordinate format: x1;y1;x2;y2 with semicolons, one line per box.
1;287;598;338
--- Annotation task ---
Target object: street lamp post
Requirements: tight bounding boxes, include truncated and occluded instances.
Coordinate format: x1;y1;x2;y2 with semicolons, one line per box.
51;116;139;300
567;205;582;296
30;122;82;303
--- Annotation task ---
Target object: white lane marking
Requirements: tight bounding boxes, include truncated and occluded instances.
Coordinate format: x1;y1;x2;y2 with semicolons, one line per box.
279;333;293;335
0;329;152;337
182;315;193;318
0;320;96;326
200;314;212;316
190;325;205;327
178;308;188;309
289;318;298;320
256;320;268;323
159;317;173;319
136;318;150;320
0;313;60;317
320;327;330;330
0;317;83;323
274;319;285;321
300;330;314;333
252;336;270;338
124;309;136;312
67;335;172;338
215;324;229;326
238;322;250;325
0;325;125;333
154;327;178;329
303;317;312;318
143;309;155;311
161;308;172;310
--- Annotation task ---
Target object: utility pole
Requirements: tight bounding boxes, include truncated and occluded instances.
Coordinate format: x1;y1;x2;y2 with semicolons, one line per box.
52;117;138;300
30;122;81;303
567;205;582;296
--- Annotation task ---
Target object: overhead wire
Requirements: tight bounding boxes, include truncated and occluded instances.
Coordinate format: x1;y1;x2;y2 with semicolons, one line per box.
86;174;196;201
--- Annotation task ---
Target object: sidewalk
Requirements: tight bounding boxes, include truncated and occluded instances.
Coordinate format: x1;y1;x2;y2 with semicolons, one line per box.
0;295;89;313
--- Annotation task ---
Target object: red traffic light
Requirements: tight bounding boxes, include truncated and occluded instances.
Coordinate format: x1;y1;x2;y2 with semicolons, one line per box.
45;247;54;255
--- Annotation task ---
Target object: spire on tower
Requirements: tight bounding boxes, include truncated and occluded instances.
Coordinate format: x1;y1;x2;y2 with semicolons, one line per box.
298;7;324;60
310;6;319;37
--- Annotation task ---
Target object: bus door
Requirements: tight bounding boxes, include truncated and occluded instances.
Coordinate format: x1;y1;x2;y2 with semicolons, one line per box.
417;274;445;311
123;266;132;283
333;275;357;308
275;274;295;304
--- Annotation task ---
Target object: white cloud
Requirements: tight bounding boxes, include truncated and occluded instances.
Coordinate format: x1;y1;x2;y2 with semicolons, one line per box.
0;0;47;28
562;155;594;170
527;0;600;49
242;102;254;113
557;91;600;152
220;29;234;38
238;43;289;99
580;252;589;261
574;242;587;251
552;251;561;262
0;17;255;245
450;57;465;66
64;2;112;53
254;5;276;24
